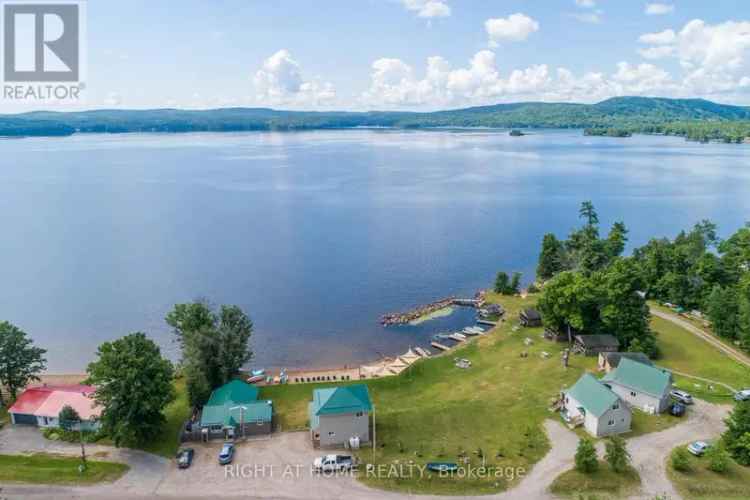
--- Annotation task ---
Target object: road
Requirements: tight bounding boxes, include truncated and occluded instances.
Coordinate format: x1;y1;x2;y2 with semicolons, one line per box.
651;308;750;369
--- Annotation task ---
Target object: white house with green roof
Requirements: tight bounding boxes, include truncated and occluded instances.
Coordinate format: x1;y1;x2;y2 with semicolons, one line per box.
191;380;273;441
602;357;673;414
562;373;631;437
309;384;372;448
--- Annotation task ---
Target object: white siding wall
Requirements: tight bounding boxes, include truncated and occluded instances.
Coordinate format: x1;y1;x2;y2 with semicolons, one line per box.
607;383;672;414
317;412;370;447
564;394;632;437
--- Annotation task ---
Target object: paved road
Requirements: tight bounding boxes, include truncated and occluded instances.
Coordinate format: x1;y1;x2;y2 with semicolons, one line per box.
651;308;750;369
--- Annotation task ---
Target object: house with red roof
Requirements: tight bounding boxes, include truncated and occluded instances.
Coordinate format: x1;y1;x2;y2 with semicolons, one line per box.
8;385;102;430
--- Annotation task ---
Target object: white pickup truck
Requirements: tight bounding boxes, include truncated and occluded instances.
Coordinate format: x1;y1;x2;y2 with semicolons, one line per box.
312;455;357;473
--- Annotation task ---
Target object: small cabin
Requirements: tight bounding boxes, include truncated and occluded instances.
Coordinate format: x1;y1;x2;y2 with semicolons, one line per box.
519;308;542;327
573;334;620;356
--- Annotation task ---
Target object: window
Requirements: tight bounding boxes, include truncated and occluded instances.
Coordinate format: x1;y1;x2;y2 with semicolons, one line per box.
355;412;363;417
630;391;637;397
328;431;335;437
608;419;614;426
612;402;619;410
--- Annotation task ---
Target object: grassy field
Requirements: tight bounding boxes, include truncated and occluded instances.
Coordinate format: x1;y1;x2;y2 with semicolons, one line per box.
0;453;129;485
667;444;750;499
137;378;191;458
651;316;750;402
550;462;641;498
263;294;596;495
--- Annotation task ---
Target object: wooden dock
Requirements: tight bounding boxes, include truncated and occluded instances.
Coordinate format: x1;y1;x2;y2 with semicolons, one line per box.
477;319;498;326
415;347;431;357
449;333;466;342
431;341;451;351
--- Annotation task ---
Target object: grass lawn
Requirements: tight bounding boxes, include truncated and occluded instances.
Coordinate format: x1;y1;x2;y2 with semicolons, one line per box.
0;453;129;485
263;294;595;495
667;444;750;498
550;462;641;498
651;316;750;403
0;405;8;426
136;378;191;458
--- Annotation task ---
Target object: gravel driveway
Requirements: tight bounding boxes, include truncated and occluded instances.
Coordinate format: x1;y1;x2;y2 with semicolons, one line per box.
0;400;732;499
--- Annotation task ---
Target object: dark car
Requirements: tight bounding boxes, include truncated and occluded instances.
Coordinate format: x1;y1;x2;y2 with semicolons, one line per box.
669;402;686;417
218;443;235;465
177;448;194;469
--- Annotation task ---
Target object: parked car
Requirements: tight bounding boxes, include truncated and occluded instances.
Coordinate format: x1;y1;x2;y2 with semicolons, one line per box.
670;389;693;405
687;441;710;456
669;402;686;417
218;443;235;465
734;389;750;402
176;448;194;469
313;455;356;473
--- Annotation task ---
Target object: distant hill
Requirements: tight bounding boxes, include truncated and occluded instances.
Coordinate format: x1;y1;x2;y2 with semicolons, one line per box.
2;97;750;142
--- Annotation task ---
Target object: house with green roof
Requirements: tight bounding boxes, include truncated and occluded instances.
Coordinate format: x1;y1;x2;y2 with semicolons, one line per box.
562;373;631;437
309;384;372;447
191;380;273;441
602;357;673;414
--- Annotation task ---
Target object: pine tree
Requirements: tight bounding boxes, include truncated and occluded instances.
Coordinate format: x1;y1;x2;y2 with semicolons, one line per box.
575;438;598;473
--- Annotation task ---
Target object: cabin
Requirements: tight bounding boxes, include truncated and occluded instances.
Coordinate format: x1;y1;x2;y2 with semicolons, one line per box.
573;334;620;356
309;384;372;448
479;303;504;319
602;358;673;414
519;308;542;327
562;373;631;437
598;352;653;373
188;380;273;441
8;385;101;431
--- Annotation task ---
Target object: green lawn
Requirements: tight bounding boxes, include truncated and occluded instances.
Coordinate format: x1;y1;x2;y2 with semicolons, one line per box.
136;378;191;458
651;316;750;403
667;444;750;499
0;405;8;427
264;295;594;495
550;462;641;498
0;453;129;485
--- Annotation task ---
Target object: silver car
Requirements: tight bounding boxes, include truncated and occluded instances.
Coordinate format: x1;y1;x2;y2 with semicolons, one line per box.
670;389;693;405
734;389;750;402
687;441;710;456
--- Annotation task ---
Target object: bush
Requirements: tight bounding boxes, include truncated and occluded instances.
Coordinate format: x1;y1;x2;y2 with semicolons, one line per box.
706;445;730;474
575;438;598;473
527;283;540;294
671;448;691;472
42;427;105;444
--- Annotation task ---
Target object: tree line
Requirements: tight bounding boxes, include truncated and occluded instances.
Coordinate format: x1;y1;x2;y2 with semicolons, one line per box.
0;300;253;448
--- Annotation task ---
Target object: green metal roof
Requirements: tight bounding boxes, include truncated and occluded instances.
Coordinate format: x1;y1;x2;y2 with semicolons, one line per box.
566;373;620;417
602;357;672;397
311;384;372;417
200;380;272;427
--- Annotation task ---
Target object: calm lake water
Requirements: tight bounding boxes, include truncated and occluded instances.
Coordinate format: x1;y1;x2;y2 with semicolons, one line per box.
1;129;749;372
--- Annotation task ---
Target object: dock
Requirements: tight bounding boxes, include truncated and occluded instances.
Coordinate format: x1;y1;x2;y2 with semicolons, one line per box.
414;347;431;357
431;341;451;351
477;319;498;326
449;333;466;342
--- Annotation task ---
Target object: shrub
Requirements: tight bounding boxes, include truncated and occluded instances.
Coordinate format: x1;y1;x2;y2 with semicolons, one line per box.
723;401;750;466
671;447;691;472
706;444;730;474
575;438;598;473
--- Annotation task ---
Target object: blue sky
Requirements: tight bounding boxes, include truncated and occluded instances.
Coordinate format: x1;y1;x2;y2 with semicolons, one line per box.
5;0;750;111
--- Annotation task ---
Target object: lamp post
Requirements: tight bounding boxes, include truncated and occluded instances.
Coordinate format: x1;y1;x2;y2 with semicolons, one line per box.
230;405;248;440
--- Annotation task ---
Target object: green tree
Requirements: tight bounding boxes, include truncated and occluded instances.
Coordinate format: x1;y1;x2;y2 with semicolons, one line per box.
166;301;253;407
604;435;631;473
670;447;691;472
537;233;565;281
723;401;750;466
510;272;522;295
58;405;81;431
707;285;739;339
579;201;599;227
606;221;629;259
494;272;510;294
537;271;601;338
575;438;598;473
0;321;47;404
86;332;174;447
706;444;730;473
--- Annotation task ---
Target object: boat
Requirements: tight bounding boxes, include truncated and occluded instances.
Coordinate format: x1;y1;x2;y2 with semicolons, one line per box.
464;326;484;334
251;369;265;377
427;462;459;473
247;375;265;384
433;333;454;340
448;333;466;342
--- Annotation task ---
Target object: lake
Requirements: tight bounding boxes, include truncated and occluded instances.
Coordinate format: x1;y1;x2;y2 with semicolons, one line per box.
1;129;749;373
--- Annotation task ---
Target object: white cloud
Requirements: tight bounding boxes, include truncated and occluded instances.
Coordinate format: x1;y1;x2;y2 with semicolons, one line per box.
645;3;675;15
401;0;451;18
570;11;603;24
360;50;684;108
485;13;539;45
638;46;675;60
253;49;336;106
575;0;596;7
638;29;676;45
103;92;122;106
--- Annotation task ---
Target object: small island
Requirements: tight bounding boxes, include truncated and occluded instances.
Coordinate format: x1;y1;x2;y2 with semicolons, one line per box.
584;128;632;138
